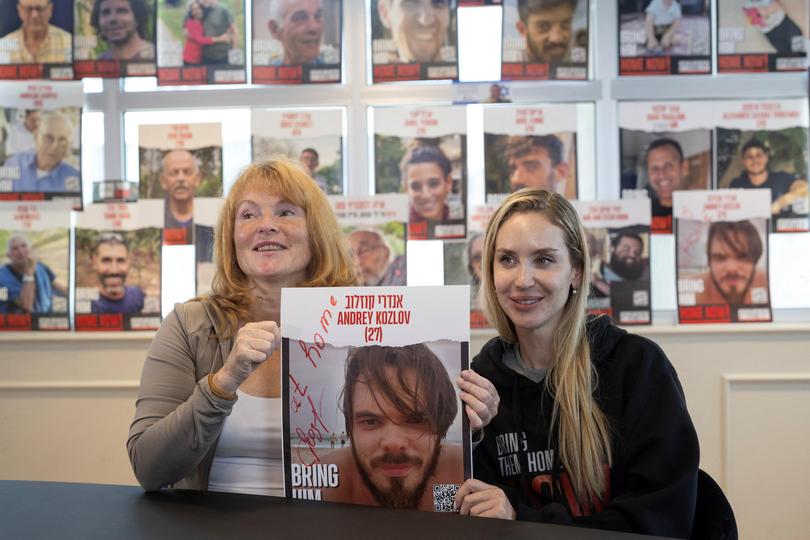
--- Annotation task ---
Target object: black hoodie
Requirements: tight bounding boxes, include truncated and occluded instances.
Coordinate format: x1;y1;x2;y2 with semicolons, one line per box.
472;316;699;538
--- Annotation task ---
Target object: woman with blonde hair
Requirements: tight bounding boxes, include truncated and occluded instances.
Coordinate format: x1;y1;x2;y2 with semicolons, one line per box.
128;160;356;495
455;189;699;537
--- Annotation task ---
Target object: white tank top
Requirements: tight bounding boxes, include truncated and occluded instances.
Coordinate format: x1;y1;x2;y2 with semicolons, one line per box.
207;391;284;497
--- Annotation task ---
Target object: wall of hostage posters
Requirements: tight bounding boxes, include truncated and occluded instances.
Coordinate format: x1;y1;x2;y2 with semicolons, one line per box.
73;0;157;78
500;0;588;81
618;0;711;75
0;201;70;330
138;122;223;245
675;189;772;323
252;0;341;84
0;0;73;79
369;0;458;82
572;199;652;325
373;106;467;241
281;286;470;511
330;194;408;286
0;82;83;204
718;0;808;73
252;108;343;195
156;0;246;85
74;200;162;331
714;99;809;232
619;100;713;234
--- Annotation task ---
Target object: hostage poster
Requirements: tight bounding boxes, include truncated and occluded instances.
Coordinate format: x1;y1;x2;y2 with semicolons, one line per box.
369;0;458;82
500;0;588;81
251;0;341;84
372;105;467;241
714;98;809;232
0;0;73;80
329;194;408;286
674;188;772;323
0;200;71;331
73;0;157;78
74;199;162;331
0;82;83;205
483;103;580;201
252;108;344;195
281;285;471;512
572;198;652;325
618;0;711;75
619;100;714;234
138;122;223;245
717;0;808;73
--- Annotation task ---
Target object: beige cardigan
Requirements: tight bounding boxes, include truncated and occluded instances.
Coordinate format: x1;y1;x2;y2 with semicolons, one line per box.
127;300;238;491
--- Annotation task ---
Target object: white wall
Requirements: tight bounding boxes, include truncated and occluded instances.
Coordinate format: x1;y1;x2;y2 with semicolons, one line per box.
2;325;809;539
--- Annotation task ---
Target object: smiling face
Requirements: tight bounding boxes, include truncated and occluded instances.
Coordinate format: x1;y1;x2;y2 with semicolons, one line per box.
378;0;450;63
93;242;130;300
708;233;756;305
518;3;574;63
160;150;202;205
742;146;769;177
493;211;580;336
270;0;324;64
405;162;452;221
350;368;441;509
609;235;644;280
646;144;688;206
98;0;138;45
233;190;312;288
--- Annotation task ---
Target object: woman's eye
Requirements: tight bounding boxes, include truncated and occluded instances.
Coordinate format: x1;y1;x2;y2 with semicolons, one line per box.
279;209;296;217
498;255;515;265
239;211;256;219
537;256;553;265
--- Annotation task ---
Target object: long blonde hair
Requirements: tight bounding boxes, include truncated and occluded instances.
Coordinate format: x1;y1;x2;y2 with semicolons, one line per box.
480;188;612;505
202;160;356;339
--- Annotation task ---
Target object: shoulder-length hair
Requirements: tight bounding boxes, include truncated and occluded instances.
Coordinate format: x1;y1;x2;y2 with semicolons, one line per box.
203;160;356;339
480;188;612;506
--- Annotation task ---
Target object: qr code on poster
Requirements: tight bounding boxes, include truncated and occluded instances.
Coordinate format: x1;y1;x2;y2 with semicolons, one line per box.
433;483;459;512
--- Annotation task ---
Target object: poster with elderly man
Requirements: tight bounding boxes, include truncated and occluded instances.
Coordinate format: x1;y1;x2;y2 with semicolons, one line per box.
138;122;223;245
72;0;157;78
329;193;408;287
252;0;341;84
0;82;82;204
281;285;471;511
0;0;74;79
0;200;71;331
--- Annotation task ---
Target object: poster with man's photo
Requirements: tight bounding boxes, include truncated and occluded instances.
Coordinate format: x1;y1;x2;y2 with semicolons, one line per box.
369;0;458;82
572;199;652;325
501;0;588;81
74;200;162;331
443;204;494;329
0;201;71;331
281;285;471;512
329;194;408;286
484;103;579;201
718;0;808;73
0;82;83;204
0;0;74;79
252;0;341;84
73;0;157;78
138;122;223;245
156;0;246;85
674;189;772;323
715;99;809;232
252;108;344;195
193;196;219;296
619;100;714;234
372;106;467;241
618;0;711;75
